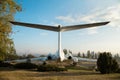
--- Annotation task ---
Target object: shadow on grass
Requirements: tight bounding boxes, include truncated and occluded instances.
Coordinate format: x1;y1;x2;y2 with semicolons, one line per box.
25;70;100;77
110;76;120;80
0;77;6;80
0;67;100;77
0;67;17;71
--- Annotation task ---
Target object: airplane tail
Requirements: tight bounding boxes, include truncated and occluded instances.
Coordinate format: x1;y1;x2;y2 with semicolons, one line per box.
55;50;65;61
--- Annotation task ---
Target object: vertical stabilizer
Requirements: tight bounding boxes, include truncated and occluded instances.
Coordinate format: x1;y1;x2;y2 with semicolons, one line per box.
58;25;65;61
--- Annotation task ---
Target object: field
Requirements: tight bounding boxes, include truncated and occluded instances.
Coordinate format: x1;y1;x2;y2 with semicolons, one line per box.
0;67;120;80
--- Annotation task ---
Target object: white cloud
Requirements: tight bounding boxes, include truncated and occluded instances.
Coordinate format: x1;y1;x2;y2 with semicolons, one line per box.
56;4;120;34
56;15;75;23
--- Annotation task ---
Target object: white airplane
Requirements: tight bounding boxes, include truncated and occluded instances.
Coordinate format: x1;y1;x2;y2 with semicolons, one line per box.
10;21;109;62
6;52;97;63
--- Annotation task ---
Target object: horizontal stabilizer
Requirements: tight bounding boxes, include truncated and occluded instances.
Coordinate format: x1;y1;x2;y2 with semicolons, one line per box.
61;21;110;32
10;21;59;32
10;21;110;32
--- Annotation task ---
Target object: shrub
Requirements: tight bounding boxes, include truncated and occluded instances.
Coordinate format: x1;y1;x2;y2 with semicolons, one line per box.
66;66;89;70
14;62;37;69
37;65;67;72
97;52;119;74
116;68;120;73
0;61;3;63
0;61;13;67
111;59;119;72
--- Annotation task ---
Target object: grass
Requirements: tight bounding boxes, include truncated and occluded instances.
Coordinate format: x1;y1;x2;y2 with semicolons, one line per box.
0;67;120;80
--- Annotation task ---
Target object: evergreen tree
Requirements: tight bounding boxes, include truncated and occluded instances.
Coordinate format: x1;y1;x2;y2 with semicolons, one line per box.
87;50;91;58
77;52;81;57
91;51;95;59
111;59;119;72
26;54;35;58
0;0;21;60
97;52;119;74
114;53;120;62
94;53;98;59
82;53;85;58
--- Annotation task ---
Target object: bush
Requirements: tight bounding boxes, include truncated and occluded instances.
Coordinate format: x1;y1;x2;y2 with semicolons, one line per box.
111;59;119;72
97;52;119;74
37;65;67;72
0;61;13;67
14;62;37;69
66;66;89;70
116;68;120;73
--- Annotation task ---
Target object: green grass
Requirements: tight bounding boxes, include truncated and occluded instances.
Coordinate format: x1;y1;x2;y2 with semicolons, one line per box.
0;67;120;80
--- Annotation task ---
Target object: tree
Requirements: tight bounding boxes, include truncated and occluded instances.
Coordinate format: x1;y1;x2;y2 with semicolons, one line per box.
87;50;91;58
77;52;81;57
82;53;85;58
0;0;21;61
114;53;119;58
21;54;27;59
97;52;119;74
40;55;46;57
91;51;95;59
26;54;35;58
114;53;120;62
114;53;120;60
94;53;98;59
5;53;19;60
111;59;119;73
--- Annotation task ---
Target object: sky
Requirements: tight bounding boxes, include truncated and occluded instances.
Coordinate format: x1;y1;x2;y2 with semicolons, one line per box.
12;0;120;55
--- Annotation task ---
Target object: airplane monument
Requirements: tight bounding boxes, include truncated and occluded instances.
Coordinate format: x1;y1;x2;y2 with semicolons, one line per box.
10;21;110;61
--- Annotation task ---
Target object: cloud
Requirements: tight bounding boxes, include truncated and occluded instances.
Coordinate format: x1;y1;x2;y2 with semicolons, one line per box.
88;4;120;28
56;15;75;23
56;4;120;34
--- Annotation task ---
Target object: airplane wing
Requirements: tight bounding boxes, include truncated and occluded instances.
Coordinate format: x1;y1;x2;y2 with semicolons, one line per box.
10;21;59;32
61;21;110;32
